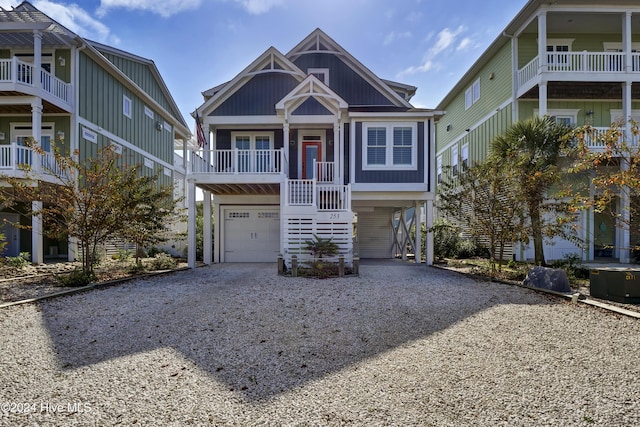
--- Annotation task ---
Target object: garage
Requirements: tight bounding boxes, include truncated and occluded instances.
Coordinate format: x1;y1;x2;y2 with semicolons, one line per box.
356;207;392;258
223;207;280;262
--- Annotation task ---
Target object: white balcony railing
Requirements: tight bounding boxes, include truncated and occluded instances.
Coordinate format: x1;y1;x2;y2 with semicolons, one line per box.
518;51;640;89
0;142;68;178
190;149;283;174
286;179;351;211
314;160;335;183
0;57;71;105
582;127;640;151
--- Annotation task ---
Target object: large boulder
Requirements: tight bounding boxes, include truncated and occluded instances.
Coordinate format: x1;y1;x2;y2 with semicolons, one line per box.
522;266;571;293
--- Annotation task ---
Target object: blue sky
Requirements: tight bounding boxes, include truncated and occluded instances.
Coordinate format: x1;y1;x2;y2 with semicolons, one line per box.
1;0;528;128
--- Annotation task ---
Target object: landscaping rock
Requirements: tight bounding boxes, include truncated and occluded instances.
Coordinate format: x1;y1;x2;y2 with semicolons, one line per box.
522;266;571;292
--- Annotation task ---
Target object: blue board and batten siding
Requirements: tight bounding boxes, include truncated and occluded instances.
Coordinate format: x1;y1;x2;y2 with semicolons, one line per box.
210;73;298;116
293;53;395;107
292;98;333;115
354;121;425;184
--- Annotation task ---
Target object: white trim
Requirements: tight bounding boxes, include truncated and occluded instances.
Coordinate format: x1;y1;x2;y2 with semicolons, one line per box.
307;68;329;85
603;42;640;52
610;109;640;122
362;122;417;170
144;105;154;119
144;158;154;169
436;98;511;156
451;145;458;176
81;126;97;143
534;108;580;124
77;117;174;170
297;129;325;177
123;95;132;119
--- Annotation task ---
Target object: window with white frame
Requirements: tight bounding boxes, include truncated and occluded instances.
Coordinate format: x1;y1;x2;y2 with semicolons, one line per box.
232;132;274;173
534;109;579;126
465;79;480;109
461;144;469;171
123;95;132;118
12;123;54;156
144;105;154;119
547;39;573;69
363;122;417;170
437;155;442;184
308;68;329;85
451;145;459;176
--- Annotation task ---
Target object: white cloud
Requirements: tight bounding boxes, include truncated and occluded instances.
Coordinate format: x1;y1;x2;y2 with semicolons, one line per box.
397;25;466;78
0;0;21;9
457;37;472;51
233;0;284;14
383;31;411;47
406;10;422;23
97;0;202;18
32;1;118;44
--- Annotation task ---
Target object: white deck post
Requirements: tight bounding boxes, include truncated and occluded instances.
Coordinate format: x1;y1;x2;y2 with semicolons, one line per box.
187;180;197;268
415;202;422;264
203;190;212;265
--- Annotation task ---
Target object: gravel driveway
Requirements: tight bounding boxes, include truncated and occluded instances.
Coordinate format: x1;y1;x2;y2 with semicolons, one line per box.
1;262;639;426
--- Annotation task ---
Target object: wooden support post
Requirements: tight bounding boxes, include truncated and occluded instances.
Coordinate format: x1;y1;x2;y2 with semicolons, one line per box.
353;256;359;276
338;255;345;277
277;254;284;274
291;255;298;277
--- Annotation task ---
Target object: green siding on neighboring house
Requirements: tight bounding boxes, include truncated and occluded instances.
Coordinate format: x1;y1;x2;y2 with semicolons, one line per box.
436;42;513;153
78;52;173;166
99;51;175;117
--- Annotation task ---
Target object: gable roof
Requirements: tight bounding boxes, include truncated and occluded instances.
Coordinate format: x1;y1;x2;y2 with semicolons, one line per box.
0;1;190;139
276;74;348;120
286;29;414;109
197;46;306;118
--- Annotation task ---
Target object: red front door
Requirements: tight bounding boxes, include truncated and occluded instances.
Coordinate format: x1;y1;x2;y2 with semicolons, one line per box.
302;141;322;180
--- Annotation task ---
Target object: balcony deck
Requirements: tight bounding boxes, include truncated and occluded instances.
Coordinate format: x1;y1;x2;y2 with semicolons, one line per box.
518;52;640;96
0;57;72;111
0;143;67;182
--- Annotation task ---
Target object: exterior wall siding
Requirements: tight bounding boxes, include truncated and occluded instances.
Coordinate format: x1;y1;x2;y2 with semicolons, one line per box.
519;100;640;127
354;121;425;183
436;42;513;153
211;73;299;116
292;98;333;115
78;52;174;166
293;53;394;106
99;51;174;115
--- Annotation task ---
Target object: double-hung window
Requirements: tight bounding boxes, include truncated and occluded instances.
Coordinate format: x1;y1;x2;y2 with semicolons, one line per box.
451;146;459;176
465;79;480;109
461;144;469;171
363;122;417;170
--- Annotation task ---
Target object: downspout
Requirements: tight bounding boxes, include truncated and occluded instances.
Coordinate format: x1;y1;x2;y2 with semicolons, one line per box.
503;31;519;122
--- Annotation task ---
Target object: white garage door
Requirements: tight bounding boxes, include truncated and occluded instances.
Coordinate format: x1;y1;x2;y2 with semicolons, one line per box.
357;208;392;258
224;208;280;262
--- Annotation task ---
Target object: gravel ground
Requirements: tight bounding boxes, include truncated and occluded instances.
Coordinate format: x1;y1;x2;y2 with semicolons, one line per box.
1;262;639;426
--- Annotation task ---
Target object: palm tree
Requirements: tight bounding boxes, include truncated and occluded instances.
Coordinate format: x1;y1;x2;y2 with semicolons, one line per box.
490;115;573;265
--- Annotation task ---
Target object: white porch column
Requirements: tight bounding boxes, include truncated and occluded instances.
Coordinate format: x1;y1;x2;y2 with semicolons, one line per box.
187;180;197;269
33;30;42;90
68;237;78;262
214;203;221;263
283;123;290;176
31;100;42;173
623;12;633;73
31;200;43;264
415;202;423;264
538;82;548;117
620;80;633;264
203;190;212;265
538;11;547;72
333;122;340;184
425;199;434;266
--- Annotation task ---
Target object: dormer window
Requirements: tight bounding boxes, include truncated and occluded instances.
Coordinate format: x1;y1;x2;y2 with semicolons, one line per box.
308;68;329;85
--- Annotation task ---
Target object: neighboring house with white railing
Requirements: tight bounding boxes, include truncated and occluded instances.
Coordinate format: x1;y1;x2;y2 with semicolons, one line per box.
0;2;190;263
188;29;442;268
435;0;640;263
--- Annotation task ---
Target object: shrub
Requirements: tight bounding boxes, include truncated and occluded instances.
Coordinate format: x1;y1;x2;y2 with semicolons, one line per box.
148;253;177;270
112;249;132;262
431;219;461;259
55;269;96;287
5;252;30;269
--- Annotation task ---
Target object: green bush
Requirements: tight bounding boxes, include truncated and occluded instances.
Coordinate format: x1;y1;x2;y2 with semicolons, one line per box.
432;219;462;259
55;269;96;287
5;252;30;269
112;249;132;262
148;253;177;270
550;253;589;280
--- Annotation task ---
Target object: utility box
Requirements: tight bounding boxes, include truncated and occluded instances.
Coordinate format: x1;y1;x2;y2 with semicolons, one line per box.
590;268;640;304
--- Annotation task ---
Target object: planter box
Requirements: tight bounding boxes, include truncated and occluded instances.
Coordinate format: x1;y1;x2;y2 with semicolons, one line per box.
590;268;640;304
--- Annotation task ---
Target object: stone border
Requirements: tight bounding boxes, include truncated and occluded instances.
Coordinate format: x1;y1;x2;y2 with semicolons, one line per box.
0;267;190;309
432;264;640;320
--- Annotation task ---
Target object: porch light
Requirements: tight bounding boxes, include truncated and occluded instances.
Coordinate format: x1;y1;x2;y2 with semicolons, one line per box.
290;139;296;146
586;110;594;116
58;56;65;66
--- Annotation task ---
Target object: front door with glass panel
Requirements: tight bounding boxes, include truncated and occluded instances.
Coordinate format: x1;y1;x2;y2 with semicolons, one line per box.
302;141;322;179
